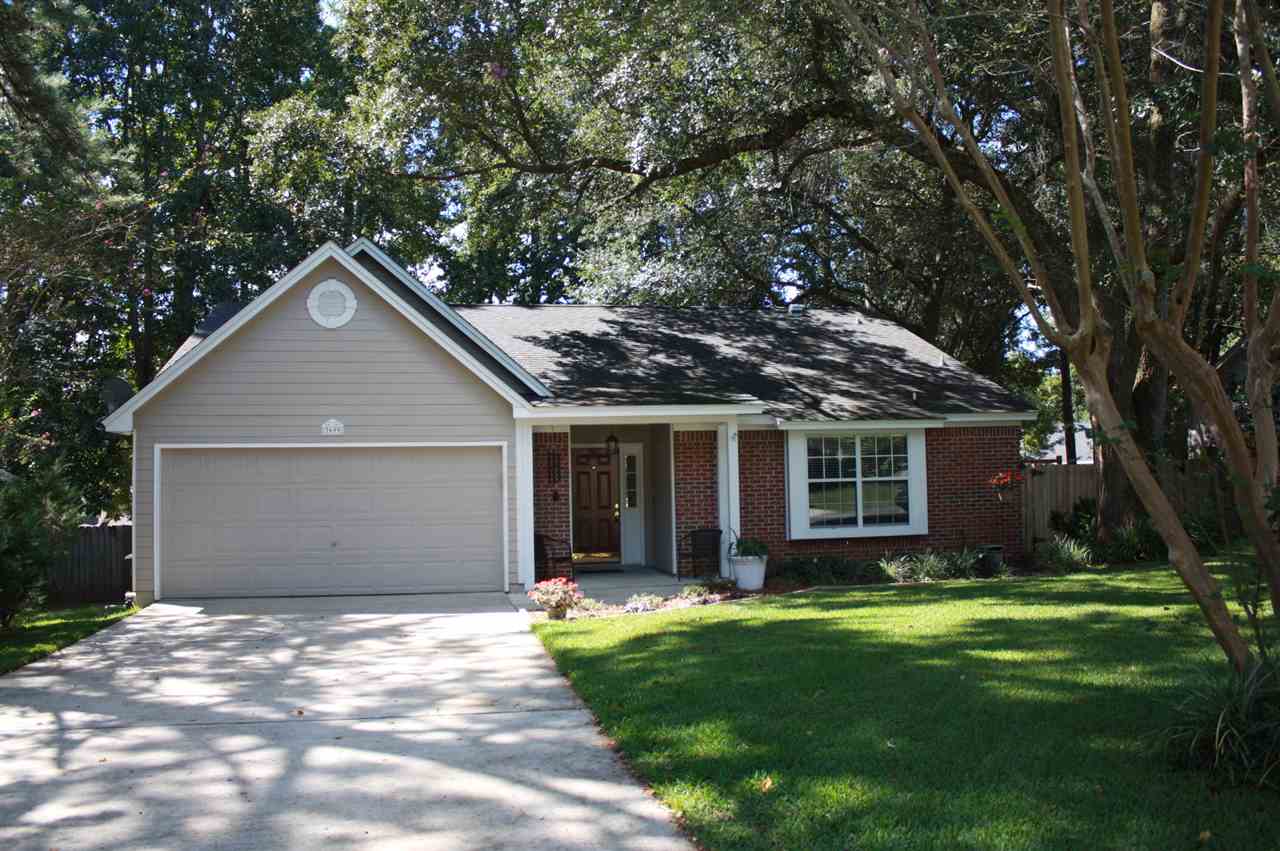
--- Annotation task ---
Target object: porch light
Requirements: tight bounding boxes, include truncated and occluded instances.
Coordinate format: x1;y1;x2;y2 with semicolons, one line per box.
605;433;619;457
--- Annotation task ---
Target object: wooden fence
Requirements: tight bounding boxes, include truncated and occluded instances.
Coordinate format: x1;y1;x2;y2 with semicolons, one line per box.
1022;460;1229;547
48;525;132;603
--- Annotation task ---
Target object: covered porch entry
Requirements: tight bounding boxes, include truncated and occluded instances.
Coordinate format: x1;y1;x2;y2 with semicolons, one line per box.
514;407;758;590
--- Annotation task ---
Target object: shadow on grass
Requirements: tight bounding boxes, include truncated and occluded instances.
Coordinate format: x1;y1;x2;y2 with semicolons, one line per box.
538;571;1278;851
0;606;133;674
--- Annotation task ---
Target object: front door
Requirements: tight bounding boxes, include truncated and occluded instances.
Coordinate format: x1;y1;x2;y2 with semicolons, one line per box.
572;447;619;560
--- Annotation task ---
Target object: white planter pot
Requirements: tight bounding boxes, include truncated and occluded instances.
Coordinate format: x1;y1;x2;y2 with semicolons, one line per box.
731;556;767;591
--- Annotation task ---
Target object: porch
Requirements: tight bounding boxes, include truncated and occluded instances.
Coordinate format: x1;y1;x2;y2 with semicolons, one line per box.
514;411;752;590
572;563;693;604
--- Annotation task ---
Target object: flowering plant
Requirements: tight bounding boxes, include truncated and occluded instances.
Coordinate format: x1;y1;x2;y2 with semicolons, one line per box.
988;469;1024;500
527;577;582;620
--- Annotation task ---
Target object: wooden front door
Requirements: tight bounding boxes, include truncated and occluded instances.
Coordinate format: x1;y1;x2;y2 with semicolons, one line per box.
572;447;620;558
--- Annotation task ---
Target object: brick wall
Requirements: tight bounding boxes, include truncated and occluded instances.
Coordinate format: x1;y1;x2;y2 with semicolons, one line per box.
533;431;571;580
738;426;1024;565
674;430;719;575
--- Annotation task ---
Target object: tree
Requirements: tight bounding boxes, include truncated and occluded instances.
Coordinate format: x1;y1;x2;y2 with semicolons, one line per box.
0;465;82;628
834;0;1277;671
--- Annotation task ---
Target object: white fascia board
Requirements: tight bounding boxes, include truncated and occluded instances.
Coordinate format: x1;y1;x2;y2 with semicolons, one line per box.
778;418;946;431
514;403;766;423
103;242;532;434
346;237;551;398
776;411;1037;431
943;411;1039;423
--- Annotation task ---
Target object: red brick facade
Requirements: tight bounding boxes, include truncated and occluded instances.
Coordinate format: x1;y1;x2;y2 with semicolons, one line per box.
737;426;1024;564
528;424;1024;580
533;431;572;580
674;430;719;575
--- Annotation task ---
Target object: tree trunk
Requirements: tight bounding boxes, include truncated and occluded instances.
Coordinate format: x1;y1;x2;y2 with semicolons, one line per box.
1060;348;1077;463
1074;343;1254;673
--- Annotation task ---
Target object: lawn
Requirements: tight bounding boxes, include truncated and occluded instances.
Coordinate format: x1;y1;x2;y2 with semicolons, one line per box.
0;604;134;674
535;567;1277;851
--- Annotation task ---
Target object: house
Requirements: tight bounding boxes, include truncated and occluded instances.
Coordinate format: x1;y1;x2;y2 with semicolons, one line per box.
1037;423;1094;464
102;240;1035;604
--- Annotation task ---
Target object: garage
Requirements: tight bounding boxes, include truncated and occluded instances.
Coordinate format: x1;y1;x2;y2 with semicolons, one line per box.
158;445;505;598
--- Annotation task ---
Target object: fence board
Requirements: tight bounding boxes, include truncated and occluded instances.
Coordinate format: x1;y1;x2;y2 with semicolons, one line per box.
47;525;132;603
1022;460;1229;547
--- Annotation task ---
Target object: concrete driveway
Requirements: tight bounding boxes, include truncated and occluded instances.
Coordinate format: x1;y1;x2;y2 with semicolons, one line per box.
0;594;690;850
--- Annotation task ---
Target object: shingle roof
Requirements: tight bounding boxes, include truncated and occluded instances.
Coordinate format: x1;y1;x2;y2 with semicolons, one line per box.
158;248;1031;421
454;305;1032;420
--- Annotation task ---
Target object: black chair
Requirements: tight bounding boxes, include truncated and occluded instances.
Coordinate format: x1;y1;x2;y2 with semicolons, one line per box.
687;528;722;577
534;533;574;581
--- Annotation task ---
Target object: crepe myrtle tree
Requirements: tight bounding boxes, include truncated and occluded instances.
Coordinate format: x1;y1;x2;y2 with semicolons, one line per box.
833;0;1278;672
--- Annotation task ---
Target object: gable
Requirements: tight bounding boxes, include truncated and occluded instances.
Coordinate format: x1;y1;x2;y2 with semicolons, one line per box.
103;243;532;433
133;257;514;430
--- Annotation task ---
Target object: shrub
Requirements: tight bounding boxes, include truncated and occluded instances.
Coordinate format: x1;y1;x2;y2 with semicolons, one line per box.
1162;661;1280;790
1183;510;1222;555
1050;496;1097;541
878;553;918;583
776;555;888;586
875;549;984;584
574;596;607;612
731;536;769;558
0;466;82;629
1095;517;1167;564
1035;534;1094;575
910;550;952;582
527;578;582;620
678;584;710;598
623;593;665;613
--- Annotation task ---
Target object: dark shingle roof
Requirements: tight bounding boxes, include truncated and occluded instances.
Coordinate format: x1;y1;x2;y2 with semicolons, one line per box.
455;305;1032;420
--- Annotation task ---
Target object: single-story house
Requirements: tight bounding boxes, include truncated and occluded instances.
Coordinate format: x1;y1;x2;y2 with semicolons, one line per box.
103;240;1034;604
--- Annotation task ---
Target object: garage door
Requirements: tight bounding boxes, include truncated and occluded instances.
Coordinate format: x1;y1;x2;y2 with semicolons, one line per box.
159;446;504;597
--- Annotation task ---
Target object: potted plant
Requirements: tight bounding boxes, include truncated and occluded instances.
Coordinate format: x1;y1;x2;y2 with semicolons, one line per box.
729;535;769;591
527;577;582;620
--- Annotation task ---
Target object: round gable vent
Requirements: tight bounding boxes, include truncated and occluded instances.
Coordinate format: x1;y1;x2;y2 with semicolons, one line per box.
307;279;357;329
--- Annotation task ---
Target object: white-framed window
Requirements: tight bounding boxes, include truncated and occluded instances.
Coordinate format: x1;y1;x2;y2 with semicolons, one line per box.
785;428;928;539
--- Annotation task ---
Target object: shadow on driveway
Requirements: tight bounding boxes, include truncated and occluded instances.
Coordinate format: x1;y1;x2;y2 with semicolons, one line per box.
0;593;690;850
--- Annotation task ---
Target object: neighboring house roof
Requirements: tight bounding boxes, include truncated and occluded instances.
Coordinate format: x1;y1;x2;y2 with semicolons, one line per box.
456;305;1033;421
112;239;1033;429
1037;423;1093;464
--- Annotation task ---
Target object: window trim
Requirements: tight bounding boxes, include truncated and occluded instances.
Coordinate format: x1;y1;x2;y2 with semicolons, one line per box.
786;428;929;540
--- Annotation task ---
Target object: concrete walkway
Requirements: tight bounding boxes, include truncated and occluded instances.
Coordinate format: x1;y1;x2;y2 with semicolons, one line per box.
0;594;691;851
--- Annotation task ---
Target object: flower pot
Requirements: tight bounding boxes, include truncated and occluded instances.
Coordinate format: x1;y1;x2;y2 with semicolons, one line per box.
731;555;767;591
978;544;1004;576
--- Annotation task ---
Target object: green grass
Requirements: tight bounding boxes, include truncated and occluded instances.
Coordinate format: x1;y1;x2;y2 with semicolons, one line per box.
535;567;1278;850
0;604;134;674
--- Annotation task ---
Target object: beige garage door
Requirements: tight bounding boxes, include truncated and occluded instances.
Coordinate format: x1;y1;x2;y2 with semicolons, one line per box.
160;446;504;597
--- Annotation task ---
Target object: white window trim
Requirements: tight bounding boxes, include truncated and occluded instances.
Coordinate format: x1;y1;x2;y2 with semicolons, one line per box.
786;429;929;540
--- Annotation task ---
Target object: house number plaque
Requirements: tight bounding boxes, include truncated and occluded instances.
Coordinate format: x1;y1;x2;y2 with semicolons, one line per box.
321;418;345;435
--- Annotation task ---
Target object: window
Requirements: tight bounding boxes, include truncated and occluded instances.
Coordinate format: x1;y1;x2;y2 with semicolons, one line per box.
860;435;909;525
624;453;639;509
786;428;928;540
806;436;858;527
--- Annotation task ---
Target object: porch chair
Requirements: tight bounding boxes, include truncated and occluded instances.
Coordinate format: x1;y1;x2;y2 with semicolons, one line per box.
686;528;722;578
534;533;574;581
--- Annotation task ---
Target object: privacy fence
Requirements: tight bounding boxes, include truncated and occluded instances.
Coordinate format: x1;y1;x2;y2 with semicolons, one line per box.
1022;460;1232;548
48;524;132;603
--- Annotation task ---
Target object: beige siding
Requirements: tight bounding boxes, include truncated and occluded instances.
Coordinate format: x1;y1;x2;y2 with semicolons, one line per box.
133;258;517;603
